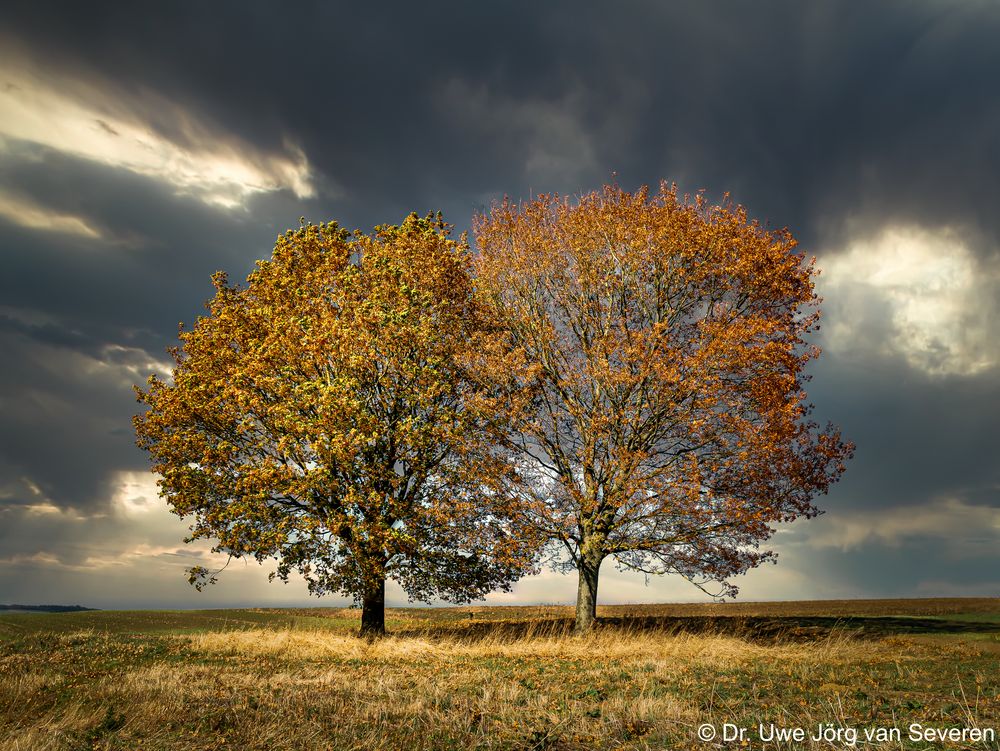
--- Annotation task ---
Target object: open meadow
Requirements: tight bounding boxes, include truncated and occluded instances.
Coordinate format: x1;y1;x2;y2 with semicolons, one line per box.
1;599;999;750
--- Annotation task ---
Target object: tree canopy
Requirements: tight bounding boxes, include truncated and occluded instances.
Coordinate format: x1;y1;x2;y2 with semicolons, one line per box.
134;214;532;635
473;183;853;632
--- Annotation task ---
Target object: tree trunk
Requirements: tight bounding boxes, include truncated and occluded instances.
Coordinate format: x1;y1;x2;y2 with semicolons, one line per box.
574;552;603;634
359;576;386;637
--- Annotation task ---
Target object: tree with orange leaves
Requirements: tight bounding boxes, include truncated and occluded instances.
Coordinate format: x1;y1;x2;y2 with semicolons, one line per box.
473;183;853;633
134;214;533;636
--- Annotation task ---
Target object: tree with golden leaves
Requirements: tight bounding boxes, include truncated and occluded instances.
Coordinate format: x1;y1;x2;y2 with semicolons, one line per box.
134;214;533;636
473;183;853;633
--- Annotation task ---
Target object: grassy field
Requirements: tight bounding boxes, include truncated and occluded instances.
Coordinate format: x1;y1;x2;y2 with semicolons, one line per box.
1;599;998;750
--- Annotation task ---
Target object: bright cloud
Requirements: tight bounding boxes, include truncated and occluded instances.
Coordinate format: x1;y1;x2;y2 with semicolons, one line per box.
818;225;998;376
111;470;162;517
0;65;315;209
804;497;1000;552
0;189;102;239
99;344;174;385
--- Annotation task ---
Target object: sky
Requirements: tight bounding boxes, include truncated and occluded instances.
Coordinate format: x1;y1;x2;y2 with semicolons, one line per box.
1;1;998;609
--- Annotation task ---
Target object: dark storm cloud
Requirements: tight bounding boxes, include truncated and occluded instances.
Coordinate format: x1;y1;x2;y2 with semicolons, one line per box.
0;330;146;510
0;0;998;604
0;149;335;512
4;1;999;244
0;311;97;353
777;532;1000;598
805;356;1000;512
0;140;330;346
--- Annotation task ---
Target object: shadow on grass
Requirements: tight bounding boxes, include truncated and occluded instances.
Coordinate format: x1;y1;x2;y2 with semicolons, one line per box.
393;615;1000;643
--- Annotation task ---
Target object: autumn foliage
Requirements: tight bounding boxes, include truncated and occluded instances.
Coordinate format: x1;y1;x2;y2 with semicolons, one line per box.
135;184;852;637
134;214;532;635
473;183;853;632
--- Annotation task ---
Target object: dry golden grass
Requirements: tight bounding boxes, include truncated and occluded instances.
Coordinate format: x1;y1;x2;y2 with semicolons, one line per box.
184;624;866;665
1;603;998;750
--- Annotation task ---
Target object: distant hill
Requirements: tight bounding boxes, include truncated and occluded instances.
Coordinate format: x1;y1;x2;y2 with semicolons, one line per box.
0;604;97;613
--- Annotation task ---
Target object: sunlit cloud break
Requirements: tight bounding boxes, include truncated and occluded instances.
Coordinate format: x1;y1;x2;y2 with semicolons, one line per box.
818;225;999;377
805;497;1000;553
0;64;315;209
0;188;102;239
